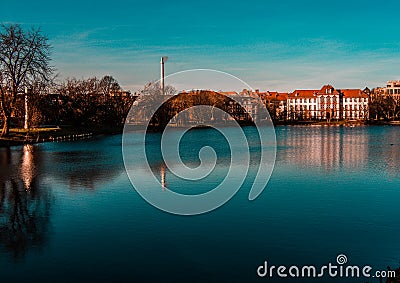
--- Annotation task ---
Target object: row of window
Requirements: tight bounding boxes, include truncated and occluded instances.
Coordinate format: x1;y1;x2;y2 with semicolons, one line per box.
293;105;362;111
290;105;366;111
343;98;367;103
289;97;367;103
385;88;400;95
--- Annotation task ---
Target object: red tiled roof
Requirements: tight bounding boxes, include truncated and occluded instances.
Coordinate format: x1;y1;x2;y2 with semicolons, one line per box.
341;89;368;98
178;87;368;100
266;92;288;101
289;85;342;98
320;84;334;93
289;89;319;98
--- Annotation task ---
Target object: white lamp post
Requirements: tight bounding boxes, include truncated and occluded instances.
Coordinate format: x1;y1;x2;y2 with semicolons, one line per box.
24;86;29;130
160;56;168;95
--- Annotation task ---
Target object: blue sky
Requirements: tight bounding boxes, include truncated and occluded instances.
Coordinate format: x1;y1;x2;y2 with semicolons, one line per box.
2;0;400;92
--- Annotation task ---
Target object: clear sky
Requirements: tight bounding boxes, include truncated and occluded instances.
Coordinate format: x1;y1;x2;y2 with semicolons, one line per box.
2;0;399;92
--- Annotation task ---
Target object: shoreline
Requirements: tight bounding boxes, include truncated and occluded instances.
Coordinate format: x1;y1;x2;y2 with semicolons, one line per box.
0;126;123;147
1;121;399;147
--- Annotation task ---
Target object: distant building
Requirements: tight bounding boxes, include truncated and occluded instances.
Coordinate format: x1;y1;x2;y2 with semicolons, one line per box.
286;85;368;120
258;91;288;120
207;86;369;121
341;89;369;120
220;90;263;121
287;85;339;120
383;80;400;99
131;86;370;124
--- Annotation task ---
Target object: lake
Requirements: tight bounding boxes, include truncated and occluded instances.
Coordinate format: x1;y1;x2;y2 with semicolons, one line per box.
0;126;399;283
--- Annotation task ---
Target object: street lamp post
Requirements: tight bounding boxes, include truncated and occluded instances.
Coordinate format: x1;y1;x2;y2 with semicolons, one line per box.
160;56;168;95
24;86;29;130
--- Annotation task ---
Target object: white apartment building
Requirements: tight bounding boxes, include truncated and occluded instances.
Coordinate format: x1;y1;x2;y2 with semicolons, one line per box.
287;85;368;120
341;89;369;119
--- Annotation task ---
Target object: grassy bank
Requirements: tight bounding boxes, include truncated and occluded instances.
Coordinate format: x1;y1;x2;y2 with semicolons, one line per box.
0;125;123;147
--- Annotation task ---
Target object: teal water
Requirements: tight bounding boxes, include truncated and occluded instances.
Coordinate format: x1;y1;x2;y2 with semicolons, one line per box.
0;126;399;282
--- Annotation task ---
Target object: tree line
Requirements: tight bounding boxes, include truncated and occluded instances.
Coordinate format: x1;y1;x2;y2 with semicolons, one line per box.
129;89;259;129
41;76;134;128
1;23;399;137
367;88;400;121
0;24;135;137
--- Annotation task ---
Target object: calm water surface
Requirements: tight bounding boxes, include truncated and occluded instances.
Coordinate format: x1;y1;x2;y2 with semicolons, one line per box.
0;126;399;283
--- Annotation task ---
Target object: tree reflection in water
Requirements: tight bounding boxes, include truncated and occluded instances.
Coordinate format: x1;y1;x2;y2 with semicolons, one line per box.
44;143;125;191
0;145;51;260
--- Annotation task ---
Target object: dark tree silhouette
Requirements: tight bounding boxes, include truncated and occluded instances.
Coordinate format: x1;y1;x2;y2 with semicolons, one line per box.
0;24;54;136
99;75;121;98
0;146;51;260
54;76;135;128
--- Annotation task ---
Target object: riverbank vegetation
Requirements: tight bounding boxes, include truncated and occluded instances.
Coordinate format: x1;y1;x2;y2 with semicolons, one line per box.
1;23;400;146
368;89;400;121
0;24;136;145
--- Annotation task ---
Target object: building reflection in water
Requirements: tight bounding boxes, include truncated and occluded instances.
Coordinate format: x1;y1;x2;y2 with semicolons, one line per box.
278;126;370;172
0;145;51;260
278;126;400;178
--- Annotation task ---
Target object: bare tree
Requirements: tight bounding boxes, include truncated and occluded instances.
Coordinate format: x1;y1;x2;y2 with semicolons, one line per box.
99;75;121;97
140;81;176;96
0;24;53;136
54;76;134;127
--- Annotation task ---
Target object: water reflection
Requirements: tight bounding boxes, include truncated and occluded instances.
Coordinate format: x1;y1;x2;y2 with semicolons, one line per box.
277;126;400;175
160;163;167;189
40;141;126;191
0;145;51;260
278;127;367;171
0;137;127;260
20;145;36;191
1;127;399;264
